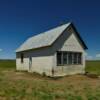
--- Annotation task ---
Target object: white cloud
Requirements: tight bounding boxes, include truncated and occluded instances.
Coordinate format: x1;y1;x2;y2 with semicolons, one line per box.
85;52;93;60
86;55;93;60
85;52;88;56
0;49;3;52
96;53;100;58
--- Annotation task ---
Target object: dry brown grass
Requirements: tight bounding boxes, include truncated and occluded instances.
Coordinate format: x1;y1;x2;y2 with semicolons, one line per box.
0;69;100;100
0;60;100;100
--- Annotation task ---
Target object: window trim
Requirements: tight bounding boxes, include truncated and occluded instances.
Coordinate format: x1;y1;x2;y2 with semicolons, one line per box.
57;51;82;66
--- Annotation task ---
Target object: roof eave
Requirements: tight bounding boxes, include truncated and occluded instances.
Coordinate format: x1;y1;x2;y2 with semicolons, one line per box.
70;23;88;50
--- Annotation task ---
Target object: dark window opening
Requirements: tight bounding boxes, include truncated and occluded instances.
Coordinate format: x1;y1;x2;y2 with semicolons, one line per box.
57;51;82;66
73;53;78;64
57;52;62;65
63;52;68;64
68;53;72;64
21;53;24;63
77;53;82;64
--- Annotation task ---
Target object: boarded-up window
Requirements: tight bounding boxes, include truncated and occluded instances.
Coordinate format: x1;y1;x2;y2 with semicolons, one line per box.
57;51;82;66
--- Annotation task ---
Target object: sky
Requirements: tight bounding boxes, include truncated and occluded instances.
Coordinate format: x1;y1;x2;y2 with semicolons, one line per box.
0;0;100;60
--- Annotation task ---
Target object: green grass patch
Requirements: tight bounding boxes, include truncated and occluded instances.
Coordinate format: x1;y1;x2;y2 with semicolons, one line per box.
0;60;16;69
86;60;100;75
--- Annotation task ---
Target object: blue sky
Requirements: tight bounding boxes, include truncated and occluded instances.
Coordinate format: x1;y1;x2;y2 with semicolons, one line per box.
0;0;100;59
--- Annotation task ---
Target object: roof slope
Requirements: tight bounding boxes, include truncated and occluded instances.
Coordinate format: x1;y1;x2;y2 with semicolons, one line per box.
16;22;87;52
16;23;71;52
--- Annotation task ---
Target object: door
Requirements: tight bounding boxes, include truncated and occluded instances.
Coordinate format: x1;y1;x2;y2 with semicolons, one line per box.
29;57;32;70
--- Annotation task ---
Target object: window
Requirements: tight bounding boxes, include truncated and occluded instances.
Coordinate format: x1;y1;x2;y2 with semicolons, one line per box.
57;52;62;65
21;53;24;63
77;53;82;64
68;53;72;64
57;51;82;66
73;53;78;64
63;52;68;64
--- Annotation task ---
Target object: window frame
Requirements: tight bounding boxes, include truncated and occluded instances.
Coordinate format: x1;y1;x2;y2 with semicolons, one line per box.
57;51;82;66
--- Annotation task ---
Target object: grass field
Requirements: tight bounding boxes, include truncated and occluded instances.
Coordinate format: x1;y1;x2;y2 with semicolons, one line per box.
0;60;100;100
0;60;16;69
86;60;100;75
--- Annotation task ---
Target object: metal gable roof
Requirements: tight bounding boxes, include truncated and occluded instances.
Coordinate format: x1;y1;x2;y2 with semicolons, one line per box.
16;22;87;52
16;23;71;52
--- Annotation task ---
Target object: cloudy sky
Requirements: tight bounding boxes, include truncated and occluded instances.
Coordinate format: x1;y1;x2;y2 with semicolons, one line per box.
0;0;100;60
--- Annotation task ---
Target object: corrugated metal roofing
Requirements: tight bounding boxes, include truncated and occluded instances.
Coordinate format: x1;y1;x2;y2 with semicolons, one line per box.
16;23;71;52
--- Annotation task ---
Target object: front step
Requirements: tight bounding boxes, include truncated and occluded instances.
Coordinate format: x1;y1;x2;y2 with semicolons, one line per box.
53;73;67;77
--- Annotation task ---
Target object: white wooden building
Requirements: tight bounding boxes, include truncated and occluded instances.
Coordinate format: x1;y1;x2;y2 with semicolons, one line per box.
16;22;87;77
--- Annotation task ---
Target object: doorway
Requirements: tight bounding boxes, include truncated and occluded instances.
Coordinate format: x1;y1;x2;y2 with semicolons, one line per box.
29;57;32;70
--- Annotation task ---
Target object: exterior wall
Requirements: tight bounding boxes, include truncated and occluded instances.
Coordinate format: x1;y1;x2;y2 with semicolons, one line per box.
61;33;84;52
16;56;29;71
29;55;53;76
53;52;86;76
52;26;86;76
16;47;54;76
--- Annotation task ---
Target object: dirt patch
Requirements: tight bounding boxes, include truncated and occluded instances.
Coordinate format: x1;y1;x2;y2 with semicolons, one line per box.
0;69;100;100
2;70;100;87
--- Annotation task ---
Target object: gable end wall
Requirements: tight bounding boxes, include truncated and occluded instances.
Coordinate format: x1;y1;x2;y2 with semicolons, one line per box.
52;26;86;76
